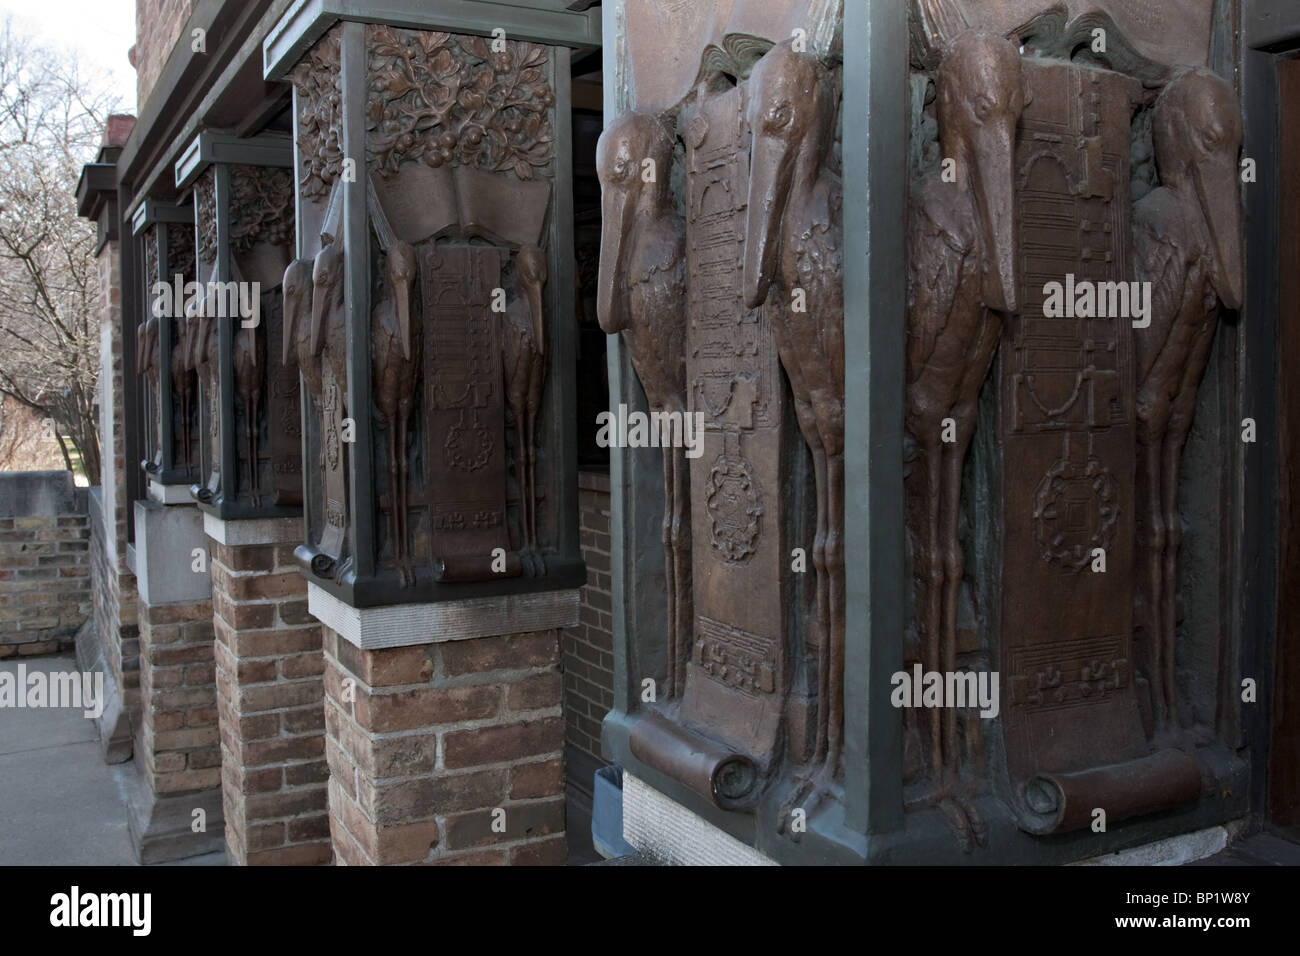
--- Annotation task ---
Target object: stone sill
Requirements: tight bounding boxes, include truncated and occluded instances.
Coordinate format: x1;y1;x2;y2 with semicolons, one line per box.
202;513;301;547
309;582;581;651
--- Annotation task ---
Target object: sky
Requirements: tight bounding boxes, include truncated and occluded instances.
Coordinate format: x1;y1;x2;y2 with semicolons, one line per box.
1;0;138;112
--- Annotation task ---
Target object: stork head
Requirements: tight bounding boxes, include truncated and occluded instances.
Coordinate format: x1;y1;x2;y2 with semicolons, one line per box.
1153;69;1244;311
742;39;836;310
516;245;548;356
311;242;344;357
936;31;1025;313
281;259;312;368
596;110;674;334
385;241;418;362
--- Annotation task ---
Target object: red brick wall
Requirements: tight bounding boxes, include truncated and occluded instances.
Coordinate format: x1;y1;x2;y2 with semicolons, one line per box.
136;597;219;794
324;627;567;865
562;473;614;770
133;0;198;111
211;538;329;865
0;480;91;656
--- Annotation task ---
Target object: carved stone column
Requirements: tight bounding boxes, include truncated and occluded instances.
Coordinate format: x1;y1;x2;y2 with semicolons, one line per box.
264;0;597;865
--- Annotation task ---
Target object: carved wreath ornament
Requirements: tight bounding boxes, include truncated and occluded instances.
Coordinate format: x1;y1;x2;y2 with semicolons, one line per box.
1032;453;1118;572
707;454;763;563
366;27;555;179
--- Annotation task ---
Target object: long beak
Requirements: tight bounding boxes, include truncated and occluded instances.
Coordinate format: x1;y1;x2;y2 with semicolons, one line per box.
395;275;412;362
310;282;327;357
972;126;1019;314
597;189;633;334
282;292;296;367
1195;156;1244;311
743;134;793;310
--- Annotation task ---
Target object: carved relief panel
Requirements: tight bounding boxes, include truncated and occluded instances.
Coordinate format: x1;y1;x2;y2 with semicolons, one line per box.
279;20;585;606
902;0;1245;856
600;3;845;824
138;212;200;487
177;138;300;519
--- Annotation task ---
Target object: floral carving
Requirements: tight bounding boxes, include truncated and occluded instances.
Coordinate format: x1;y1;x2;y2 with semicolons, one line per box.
167;222;194;279
230;165;294;252
194;171;217;265
366;26;555;180
290;28;343;202
143;225;159;282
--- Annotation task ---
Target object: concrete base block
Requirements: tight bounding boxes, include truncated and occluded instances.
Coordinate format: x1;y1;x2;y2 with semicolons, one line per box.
147;479;194;505
73;620;132;764
127;778;225;865
134;500;211;606
1073;820;1247;866
623;773;777;866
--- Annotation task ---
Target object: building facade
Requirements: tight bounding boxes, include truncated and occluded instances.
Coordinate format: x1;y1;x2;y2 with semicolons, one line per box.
65;0;1298;865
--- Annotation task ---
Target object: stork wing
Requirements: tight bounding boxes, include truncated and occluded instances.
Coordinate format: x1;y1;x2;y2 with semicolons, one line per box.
1131;201;1186;382
906;199;970;377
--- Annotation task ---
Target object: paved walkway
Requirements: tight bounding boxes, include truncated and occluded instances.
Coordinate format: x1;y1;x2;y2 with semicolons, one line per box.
5;655;1296;867
0;655;221;865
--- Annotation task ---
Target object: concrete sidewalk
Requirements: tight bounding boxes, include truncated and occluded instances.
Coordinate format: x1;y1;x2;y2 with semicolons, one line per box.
0;655;222;866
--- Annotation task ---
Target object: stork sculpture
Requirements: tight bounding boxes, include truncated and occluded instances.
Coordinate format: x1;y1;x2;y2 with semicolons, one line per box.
1133;70;1243;739
171;313;196;473
232;291;263;506
190;289;222;500
137;313;161;467
371;241;422;587
502;246;548;574
904;31;1024;850
596;111;691;698
310;240;350;579
312;242;348;414
742;40;845;812
282;257;321;516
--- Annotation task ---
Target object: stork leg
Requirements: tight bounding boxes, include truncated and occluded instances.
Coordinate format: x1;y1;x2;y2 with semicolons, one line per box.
671;440;692;697
384;419;405;587
247;387;262;507
824;448;845;778
526;405;538;556
940;425;985;846
397;402;413;587
513;407;533;571
660;440;677;700
1139;438;1168;732
1160;415;1191;739
922;440;944;781
940;423;972;779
